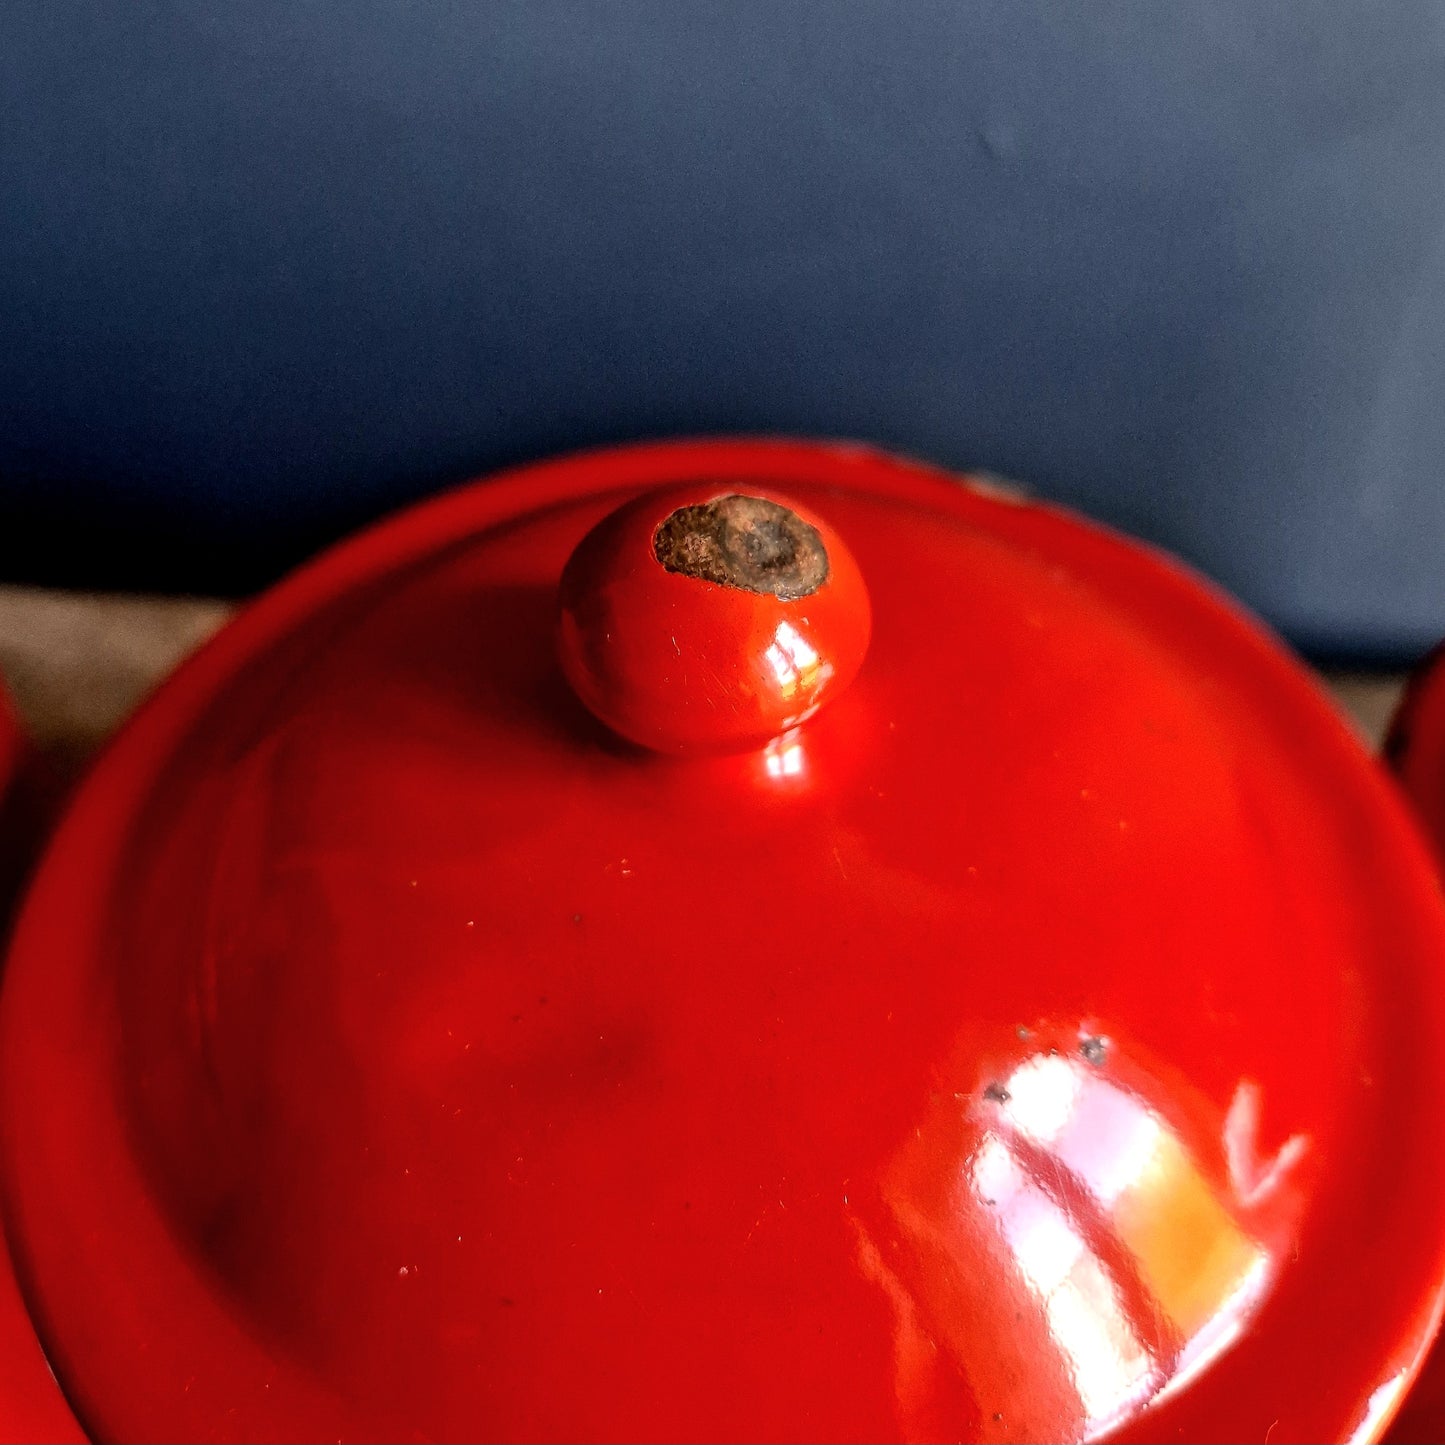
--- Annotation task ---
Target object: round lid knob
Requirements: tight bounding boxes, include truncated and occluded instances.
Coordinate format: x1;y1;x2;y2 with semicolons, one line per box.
557;485;870;753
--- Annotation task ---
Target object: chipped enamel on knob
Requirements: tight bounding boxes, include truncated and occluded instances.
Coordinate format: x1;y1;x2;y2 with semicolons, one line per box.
557;486;871;754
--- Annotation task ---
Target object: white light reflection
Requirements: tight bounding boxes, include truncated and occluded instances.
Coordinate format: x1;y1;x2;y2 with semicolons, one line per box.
998;1053;1082;1145
972;1132;1155;1434
764;737;806;779
1348;1370;1410;1444
1224;1080;1309;1209
997;1168;1084;1299
764;620;831;701
1046;1254;1156;1426
857;1046;1306;1442
1053;1077;1163;1208
973;1054;1295;1437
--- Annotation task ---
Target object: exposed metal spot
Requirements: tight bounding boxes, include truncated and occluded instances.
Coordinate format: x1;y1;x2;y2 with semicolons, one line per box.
654;495;829;600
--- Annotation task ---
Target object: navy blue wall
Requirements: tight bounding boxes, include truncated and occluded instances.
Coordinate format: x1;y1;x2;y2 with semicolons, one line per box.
3;2;1444;659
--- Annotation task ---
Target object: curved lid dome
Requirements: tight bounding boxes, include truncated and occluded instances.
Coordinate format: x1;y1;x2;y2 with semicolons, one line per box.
4;440;1445;1444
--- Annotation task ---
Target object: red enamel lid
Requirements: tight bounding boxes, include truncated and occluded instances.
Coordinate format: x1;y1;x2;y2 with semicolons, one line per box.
4;440;1445;1444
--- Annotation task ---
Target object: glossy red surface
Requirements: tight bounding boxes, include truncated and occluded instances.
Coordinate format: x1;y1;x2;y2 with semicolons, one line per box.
558;485;870;752
0;686;87;1444
1381;646;1445;1445
3;441;1445;1443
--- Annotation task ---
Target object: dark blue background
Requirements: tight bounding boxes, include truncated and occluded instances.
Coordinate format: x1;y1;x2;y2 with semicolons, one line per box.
4;2;1444;659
